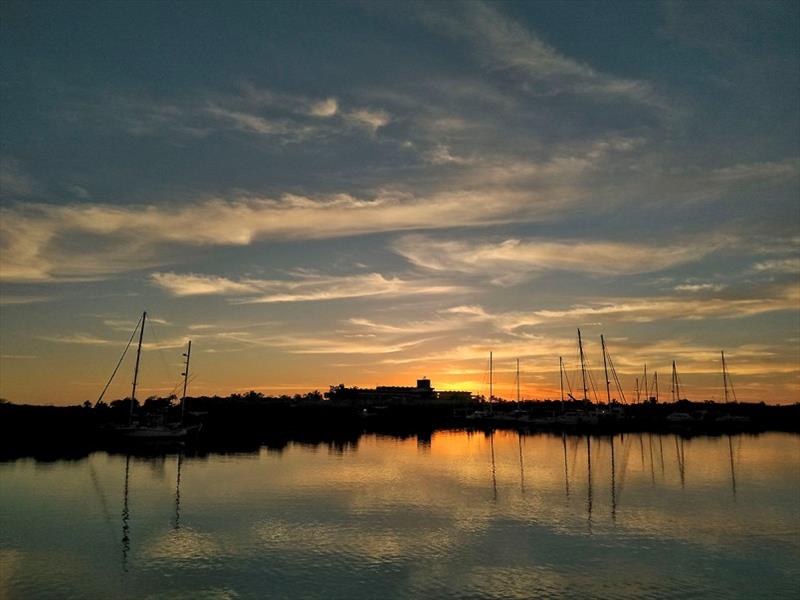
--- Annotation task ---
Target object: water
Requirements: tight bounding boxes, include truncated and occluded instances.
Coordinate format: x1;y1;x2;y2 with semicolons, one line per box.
1;431;798;599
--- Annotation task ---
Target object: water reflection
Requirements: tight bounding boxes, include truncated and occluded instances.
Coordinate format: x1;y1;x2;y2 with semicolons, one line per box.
586;435;593;529
562;432;570;499
173;453;182;530
1;432;798;600
121;455;130;574
610;435;617;522
729;435;737;499
517;432;525;495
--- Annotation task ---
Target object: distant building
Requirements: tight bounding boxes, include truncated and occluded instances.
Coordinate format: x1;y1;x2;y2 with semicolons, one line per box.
325;378;473;406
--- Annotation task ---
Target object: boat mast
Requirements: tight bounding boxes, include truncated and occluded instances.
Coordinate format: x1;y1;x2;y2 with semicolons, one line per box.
672;360;681;402
516;358;520;403
722;350;729;403
130;311;147;425
635;377;640;404
577;329;588;401
601;335;611;404
181;340;192;424
489;351;493;403
654;371;659;403
559;356;565;409
643;364;648;402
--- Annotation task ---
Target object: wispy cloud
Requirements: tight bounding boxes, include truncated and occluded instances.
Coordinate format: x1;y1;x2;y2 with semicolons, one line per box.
40;332;186;350
674;283;726;293
420;1;666;110
0;158;38;198
309;97;339;117
455;283;799;331
752;257;800;274
0;294;51;306
393;235;728;284
346;108;391;132
0;189;551;282
151;271;466;303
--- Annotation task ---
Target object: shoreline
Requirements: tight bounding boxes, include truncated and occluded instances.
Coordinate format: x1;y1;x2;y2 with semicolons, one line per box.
2;399;798;461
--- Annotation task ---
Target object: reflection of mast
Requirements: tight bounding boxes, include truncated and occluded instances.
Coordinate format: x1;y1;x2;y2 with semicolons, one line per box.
562;433;570;499
648;434;655;484
174;453;183;530
610;435;616;522
675;435;686;489
121;455;131;573
639;434;645;470
518;432;525;495
586;435;593;525
728;435;737;498
489;431;497;501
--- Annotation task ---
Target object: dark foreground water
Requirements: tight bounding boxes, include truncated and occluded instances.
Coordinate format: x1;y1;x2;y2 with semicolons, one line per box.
1;431;798;599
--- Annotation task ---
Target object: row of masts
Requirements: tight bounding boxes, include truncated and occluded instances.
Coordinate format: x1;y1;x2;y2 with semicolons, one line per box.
488;329;736;403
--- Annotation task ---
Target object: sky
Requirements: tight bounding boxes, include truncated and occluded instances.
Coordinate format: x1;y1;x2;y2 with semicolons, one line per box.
1;0;798;405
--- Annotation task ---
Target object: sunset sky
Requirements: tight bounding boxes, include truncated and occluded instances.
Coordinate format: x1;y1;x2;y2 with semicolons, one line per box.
1;0;798;405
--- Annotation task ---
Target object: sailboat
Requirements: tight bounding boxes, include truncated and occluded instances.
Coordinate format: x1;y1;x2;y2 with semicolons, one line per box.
105;312;200;440
715;352;750;424
557;330;598;425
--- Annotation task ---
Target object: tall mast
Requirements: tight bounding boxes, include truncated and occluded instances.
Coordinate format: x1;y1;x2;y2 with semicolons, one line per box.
672;360;681;402
516;358;520;403
559;356;565;408
722;350;729;403
489;351;493;403
635;377;640;404
130;311;146;425
643;364;648;402
578;329;588;401
181;340;192;423
601;335;611;404
654;371;659;403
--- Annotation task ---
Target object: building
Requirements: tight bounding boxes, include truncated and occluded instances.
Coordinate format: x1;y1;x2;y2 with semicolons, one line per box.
325;378;473;406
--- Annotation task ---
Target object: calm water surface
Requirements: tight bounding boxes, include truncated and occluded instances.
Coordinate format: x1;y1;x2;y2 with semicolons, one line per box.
1;431;799;599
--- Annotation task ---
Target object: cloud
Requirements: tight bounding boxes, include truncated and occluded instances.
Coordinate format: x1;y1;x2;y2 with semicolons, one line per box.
0;295;51;305
674;283;726;293
0;188;556;282
40;332;186;350
346;108;391;131
151;271;467;303
420;1;666;109
150;273;262;296
309;97;339;117
205;105;316;140
465;283;799;330
0;158;38;198
393;235;726;283
752;257;800;274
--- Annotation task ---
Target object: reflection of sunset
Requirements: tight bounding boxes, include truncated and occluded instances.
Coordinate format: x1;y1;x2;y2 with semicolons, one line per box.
2;432;798;598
